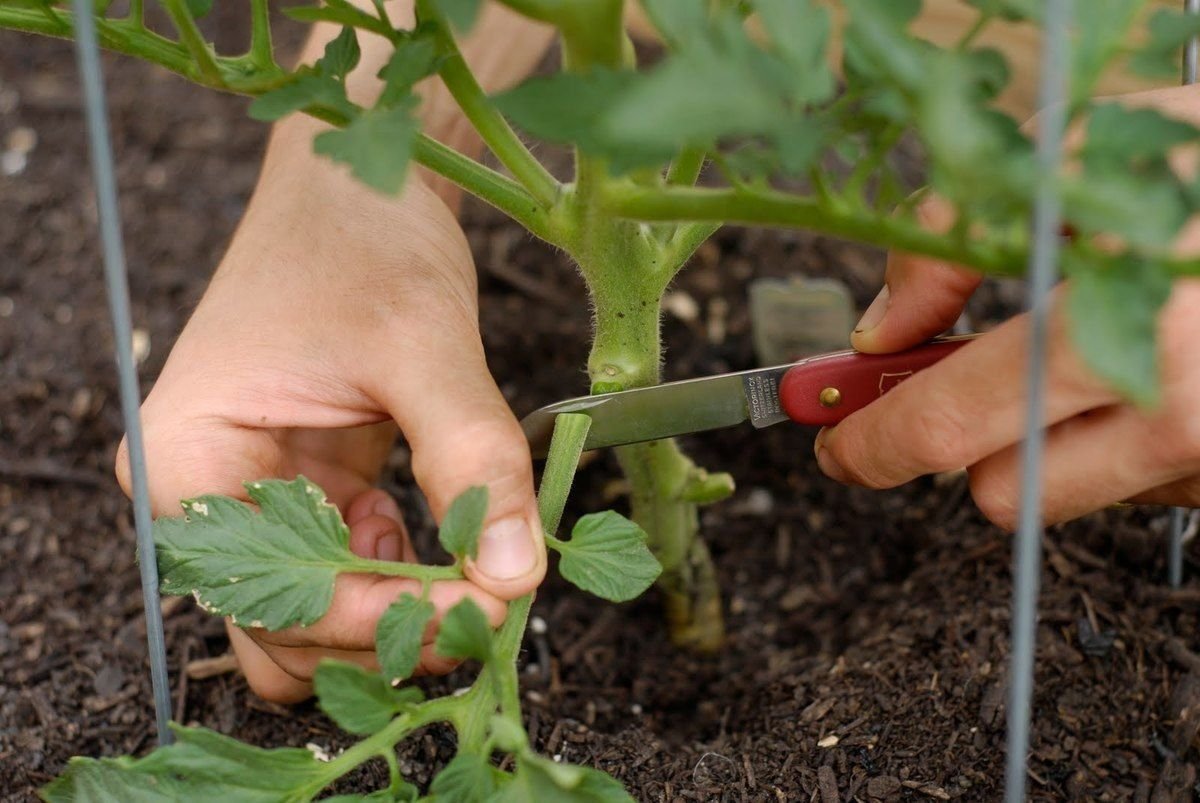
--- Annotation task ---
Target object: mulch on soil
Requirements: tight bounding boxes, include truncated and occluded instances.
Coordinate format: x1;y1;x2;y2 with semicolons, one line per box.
4;18;1200;803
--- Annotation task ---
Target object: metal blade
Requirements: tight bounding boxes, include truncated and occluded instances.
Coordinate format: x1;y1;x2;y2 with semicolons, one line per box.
520;364;795;458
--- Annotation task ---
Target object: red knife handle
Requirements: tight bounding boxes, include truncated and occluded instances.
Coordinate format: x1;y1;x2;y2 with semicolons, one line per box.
779;336;976;427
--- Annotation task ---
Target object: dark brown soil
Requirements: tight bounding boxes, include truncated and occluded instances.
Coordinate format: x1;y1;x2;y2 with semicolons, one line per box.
4;17;1200;803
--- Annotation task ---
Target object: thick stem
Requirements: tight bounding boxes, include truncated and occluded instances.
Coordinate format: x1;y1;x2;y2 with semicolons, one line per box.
581;238;726;651
603;183;1027;276
615;441;724;652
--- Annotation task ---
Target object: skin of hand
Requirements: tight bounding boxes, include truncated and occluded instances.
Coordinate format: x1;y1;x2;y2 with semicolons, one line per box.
814;85;1200;530
114;5;556;703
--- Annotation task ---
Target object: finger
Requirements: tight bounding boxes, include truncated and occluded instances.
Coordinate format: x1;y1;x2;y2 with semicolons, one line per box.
260;576;506;651
1128;477;1200;508
853;197;982;355
816;289;1121;490
364;304;546;601
346;489;419;562
255;642;462;681
227;624;313;704
966;405;1200;529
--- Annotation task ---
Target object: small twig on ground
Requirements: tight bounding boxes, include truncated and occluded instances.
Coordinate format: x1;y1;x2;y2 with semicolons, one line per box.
0;458;108;488
559;608;618;665
185;652;240;680
1164;638;1200;675
483;259;571;309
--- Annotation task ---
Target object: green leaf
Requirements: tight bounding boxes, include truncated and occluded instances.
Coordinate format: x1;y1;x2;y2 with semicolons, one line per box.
430;754;498;802
314;101;420;194
319;27;361;80
640;0;707;49
1130;8;1200;78
375;593;436;682
313;659;422;735
1081;104;1199;173
1062;172;1188;251
42;757;185;802
325;788;419;803
549;512;661;603
45;724;327;801
495;69;637;155
487;716;528;752
155;477;360;630
249;72;357;122
1071;0;1142;99
755;0;834;102
378;33;442;107
184;0;212;19
437;485;489;560
489;756;633;803
433;597;493;662
1066;255;1172;407
434;0;481;32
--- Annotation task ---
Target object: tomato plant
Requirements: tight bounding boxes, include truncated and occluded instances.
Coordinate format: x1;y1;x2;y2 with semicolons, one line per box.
4;0;1200;798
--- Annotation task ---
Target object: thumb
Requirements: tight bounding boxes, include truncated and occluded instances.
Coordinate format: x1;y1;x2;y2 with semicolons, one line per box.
372;330;546;601
851;197;981;354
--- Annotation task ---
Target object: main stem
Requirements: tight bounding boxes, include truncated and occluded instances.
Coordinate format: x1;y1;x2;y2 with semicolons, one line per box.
574;224;727;652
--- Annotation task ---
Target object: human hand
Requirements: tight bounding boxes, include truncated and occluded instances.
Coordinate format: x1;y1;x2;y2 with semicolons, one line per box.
813;86;1200;529
116;116;545;702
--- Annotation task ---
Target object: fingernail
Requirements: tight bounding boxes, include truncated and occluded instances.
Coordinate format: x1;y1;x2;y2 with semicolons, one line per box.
474;516;537;581
372;494;402;522
814;432;848;483
375;532;403;562
853;285;891;334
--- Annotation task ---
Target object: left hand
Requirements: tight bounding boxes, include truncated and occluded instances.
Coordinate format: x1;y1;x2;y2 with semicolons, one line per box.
812;87;1200;529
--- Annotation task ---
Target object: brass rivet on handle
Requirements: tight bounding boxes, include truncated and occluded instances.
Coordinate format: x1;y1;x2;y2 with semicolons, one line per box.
818;387;842;408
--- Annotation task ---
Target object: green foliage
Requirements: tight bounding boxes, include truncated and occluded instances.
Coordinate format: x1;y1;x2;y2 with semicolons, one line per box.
154;477;357;630
43;725;328;801
321;27;361;80
1066;255;1172;407
427;754;499;801
1132;8;1200;77
548;511;661;602
434;0;482;33
375;593;436;682
314;101;420;193
434;597;494;662
437;484;489;559
313;660;423;735
249;72;357;122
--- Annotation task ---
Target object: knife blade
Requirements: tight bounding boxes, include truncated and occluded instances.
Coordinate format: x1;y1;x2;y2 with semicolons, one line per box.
520;335;977;459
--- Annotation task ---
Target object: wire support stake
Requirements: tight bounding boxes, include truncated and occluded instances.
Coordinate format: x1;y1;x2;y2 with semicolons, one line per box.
1170;0;1199;589
71;0;173;746
1003;1;1072;800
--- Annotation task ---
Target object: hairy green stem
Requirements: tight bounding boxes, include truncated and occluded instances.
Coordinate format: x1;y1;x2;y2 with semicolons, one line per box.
160;0;221;83
667;146;707;186
248;0;274;70
603;182;1027;275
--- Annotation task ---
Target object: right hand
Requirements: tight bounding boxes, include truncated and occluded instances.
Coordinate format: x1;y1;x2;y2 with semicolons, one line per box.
116;117;546;703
